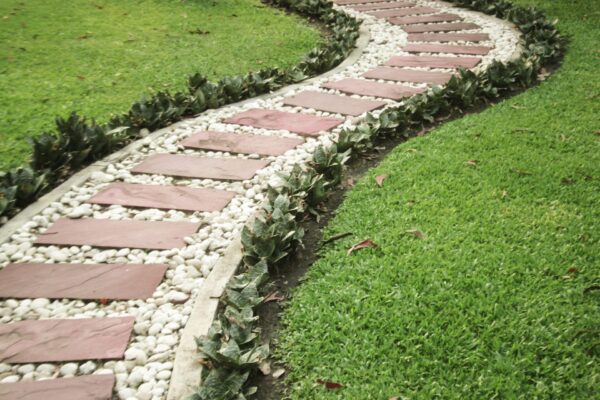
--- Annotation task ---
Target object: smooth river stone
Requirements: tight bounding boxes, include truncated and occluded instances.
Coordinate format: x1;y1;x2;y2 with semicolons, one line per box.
283;91;386;116
35;218;202;250
131;154;270;180
0;317;135;363
322;78;425;100
385;55;481;69
88;182;235;212
0;374;115;400
0;263;168;300
363;67;453;84
180;130;304;156
224;109;343;137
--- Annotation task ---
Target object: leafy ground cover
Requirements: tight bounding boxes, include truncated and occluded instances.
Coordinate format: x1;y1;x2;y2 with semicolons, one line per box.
0;0;321;170
277;0;600;398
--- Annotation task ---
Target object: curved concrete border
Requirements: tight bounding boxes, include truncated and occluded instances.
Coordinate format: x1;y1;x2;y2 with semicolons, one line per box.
165;25;371;400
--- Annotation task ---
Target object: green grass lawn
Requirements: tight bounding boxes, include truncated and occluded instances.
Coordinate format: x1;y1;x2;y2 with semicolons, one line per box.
0;0;321;170
277;0;600;398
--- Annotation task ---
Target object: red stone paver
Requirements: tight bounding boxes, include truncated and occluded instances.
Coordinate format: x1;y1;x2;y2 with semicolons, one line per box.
322;78;425;100
224;109;343;137
363;67;453;84
368;6;438;18
0;317;134;363
35;218;202;250
283;91;386;116
88;182;235;212
335;0;399;5
0;374;114;400
180;131;304;156
407;32;490;42
0;263;168;300
404;43;491;55
388;13;461;25
132;154;270;181
385;55;481;69
350;2;416;11
402;22;480;33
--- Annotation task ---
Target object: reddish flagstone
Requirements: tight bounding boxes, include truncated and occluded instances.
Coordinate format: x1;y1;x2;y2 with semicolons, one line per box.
363;67;453;84
0;263;168;300
367;6;438;18
88;182;235;212
224;109;343;137
404;43;491;55
0;317;134;363
35;218;202;250
350;2;416;11
385;55;481;69
334;0;398;5
407;32;490;42
402;22;480;33
0;374;115;400
180;131;304;156
322;78;425;100
132;154;270;180
388;13;461;25
283;91;386;116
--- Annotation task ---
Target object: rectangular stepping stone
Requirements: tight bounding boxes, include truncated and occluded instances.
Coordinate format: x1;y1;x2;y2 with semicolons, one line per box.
404;43;491;55
322;78;425;100
385;55;481;69
0;263;168;300
335;0;399;5
389;13;461;25
132;154;270;181
35;218;202;250
367;6;438;18
0;374;115;400
88;182;235;212
283;91;386;116
351;2;416;11
407;32;490;42
363;67;453;84
0;316;134;363
402;22;480;33
224;109;343;137
180;131;303;156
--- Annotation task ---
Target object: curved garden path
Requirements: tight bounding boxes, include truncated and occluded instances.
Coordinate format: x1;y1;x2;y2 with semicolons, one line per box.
0;1;521;399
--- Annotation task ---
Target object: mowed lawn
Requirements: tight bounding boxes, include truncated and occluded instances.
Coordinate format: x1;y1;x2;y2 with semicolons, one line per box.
277;0;600;398
0;0;321;170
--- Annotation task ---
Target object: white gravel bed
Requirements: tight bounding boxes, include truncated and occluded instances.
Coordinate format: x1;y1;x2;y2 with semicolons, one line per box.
0;2;521;399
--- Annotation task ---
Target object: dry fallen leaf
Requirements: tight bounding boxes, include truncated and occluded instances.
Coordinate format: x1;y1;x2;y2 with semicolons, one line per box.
406;229;424;239
316;379;343;389
375;175;387;187
347;239;378;255
567;267;579;274
263;291;284;303
465;159;478;166
501;190;508;199
272;368;285;379
346;177;355;188
98;298;109;306
595;130;600;136
389;397;400;400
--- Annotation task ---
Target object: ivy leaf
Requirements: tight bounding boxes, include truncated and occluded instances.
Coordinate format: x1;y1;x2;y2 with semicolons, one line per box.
347;239;377;255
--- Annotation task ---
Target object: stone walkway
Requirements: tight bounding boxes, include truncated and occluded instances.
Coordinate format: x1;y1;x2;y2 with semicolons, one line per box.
0;1;519;399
